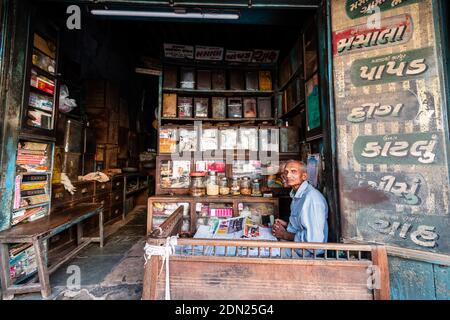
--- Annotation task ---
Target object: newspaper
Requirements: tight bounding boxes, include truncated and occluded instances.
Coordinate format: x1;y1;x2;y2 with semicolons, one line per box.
176;217;280;257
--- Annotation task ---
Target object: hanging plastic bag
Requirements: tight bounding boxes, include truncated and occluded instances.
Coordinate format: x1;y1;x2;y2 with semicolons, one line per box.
59;84;78;113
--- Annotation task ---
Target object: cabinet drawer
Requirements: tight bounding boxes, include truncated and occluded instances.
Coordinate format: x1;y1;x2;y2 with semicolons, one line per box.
95;181;111;195
111;176;124;191
93;193;110;209
72;181;95;200
110;203;123;220
111;191;123;205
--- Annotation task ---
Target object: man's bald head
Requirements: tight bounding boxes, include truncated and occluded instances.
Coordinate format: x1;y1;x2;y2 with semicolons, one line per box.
283;159;308;190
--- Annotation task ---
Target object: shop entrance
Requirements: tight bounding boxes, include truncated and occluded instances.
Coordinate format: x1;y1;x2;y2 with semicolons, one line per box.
0;0;344;299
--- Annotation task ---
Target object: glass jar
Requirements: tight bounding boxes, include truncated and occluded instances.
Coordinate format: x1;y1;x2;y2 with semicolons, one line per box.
251;179;262;197
219;177;230;195
231;177;240;196
240;176;252;196
206;171;219;196
190;172;206;197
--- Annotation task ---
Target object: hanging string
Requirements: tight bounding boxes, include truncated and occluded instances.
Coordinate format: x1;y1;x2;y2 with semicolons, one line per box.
144;236;178;300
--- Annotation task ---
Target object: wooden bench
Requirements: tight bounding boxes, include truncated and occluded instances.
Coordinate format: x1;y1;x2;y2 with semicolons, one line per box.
142;207;391;300
0;203;104;299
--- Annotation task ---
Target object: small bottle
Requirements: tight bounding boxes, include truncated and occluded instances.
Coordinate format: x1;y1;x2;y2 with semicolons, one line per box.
251;179;262;197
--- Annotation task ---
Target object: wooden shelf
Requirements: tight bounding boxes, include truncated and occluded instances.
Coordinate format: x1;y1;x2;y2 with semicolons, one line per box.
161;117;275;123
126;186;149;196
13;202;50;212
163;58;277;70
28;104;54;114
163;87;274;96
17;171;52;176
278;66;304;92
31;65;56;80
32;46;55;61
306;133;324;142
279;100;305;120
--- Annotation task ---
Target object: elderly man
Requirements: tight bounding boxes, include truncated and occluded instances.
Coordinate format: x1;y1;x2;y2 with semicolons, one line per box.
272;160;328;249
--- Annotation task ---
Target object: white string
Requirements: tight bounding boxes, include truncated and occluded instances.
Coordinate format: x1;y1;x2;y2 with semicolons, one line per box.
144;236;178;300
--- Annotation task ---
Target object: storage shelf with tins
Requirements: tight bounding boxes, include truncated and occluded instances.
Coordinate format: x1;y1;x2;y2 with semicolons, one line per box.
158;125;285;156
147;196;278;235
22;27;60;137
162;88;275;96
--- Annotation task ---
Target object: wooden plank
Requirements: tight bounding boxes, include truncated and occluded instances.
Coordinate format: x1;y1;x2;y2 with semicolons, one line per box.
170;255;372;267
169;238;374;252
33;239;51;298
6;283;42;294
155;259;373;300
344;239;450;265
0;243;12;298
142;256;161;300
0;204;101;240
371;246;391;300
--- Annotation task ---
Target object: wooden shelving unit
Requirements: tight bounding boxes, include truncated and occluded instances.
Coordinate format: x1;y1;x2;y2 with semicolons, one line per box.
8;20;60;286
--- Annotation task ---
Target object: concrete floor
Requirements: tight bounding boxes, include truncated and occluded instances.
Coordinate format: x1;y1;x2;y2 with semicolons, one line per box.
13;206;148;300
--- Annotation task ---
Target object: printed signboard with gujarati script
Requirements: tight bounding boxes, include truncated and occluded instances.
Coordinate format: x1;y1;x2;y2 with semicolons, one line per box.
164;43;194;59
195;46;224;61
331;0;450;254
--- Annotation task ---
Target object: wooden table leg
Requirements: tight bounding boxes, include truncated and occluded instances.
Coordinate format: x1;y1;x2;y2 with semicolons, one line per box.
0;243;14;300
76;223;83;246
33;239;51;299
99;209;104;248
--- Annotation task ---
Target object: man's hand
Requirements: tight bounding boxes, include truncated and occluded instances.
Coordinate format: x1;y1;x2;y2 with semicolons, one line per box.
274;219;288;228
272;222;295;241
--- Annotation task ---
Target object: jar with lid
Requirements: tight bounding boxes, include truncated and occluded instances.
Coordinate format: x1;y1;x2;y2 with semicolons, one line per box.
219;177;230;195
240;176;252;196
231;177;240;196
190;172;206;197
206;171;219;196
251;179;262;197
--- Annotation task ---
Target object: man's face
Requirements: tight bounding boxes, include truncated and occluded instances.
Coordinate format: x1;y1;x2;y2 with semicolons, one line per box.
283;162;307;189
